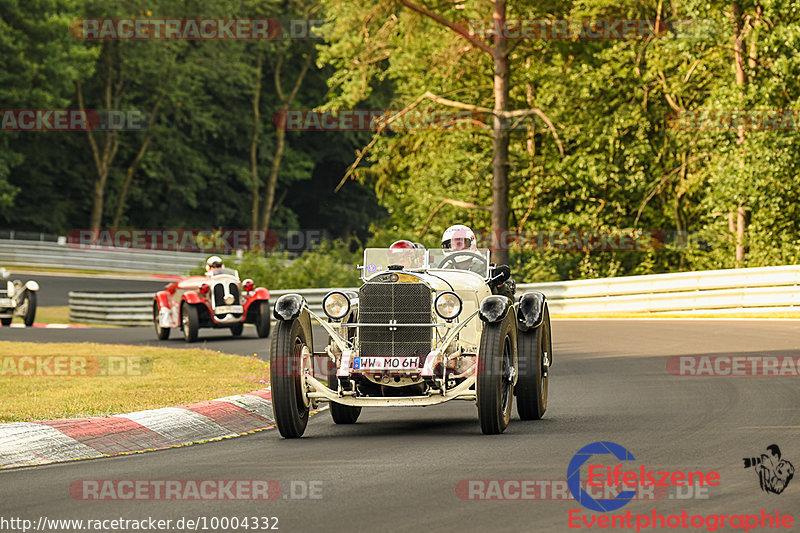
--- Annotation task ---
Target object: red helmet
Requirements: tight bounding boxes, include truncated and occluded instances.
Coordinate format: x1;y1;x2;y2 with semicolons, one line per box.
390;240;415;251
390;240;419;268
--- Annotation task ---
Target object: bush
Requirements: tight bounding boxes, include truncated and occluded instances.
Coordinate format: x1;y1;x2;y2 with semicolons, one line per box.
193;240;362;290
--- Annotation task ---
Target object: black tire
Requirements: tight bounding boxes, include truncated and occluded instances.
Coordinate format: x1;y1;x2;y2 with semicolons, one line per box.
0;317;10;326
230;322;244;337
153;303;170;340
181;302;199;343
270;319;310;438
255;301;271;338
22;291;36;327
327;364;361;425
477;311;517;435
516;307;550;420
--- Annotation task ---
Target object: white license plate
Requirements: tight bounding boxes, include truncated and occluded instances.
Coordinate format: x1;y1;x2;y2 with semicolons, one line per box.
0;298;12;307
354;357;420;371
214;305;243;315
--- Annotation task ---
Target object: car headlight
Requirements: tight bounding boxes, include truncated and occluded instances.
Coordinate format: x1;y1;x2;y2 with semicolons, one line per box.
322;291;350;320
435;291;462;320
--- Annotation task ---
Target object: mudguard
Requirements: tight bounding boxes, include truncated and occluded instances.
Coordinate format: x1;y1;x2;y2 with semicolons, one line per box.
183;291;209;306
479;295;512;323
517;291;547;332
154;291;171;310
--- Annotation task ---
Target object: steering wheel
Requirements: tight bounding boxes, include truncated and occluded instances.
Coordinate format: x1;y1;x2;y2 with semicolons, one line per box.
437;251;488;272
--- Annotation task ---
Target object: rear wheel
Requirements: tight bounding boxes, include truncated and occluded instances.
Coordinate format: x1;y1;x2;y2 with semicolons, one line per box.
255;301;271;338
181;302;199;343
230;322;244;337
516;307;550;420
477;311;517;435
21;291;36;327
270;319;310;438
327;367;361;425
153;303;170;340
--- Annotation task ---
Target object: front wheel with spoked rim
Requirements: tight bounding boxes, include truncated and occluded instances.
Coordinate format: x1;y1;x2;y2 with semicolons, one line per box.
476;310;517;435
270;319;311;438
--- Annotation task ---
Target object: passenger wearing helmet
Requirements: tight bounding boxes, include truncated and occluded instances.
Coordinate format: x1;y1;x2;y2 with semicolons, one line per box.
389;240;423;269
205;255;224;272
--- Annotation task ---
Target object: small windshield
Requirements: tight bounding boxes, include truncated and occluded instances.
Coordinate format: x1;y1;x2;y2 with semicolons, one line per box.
362;248;490;279
205;267;239;279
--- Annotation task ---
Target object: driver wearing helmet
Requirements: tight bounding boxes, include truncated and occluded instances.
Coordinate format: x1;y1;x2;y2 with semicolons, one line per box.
205;255;224;273
389;240;423;269
440;224;484;274
441;224;516;297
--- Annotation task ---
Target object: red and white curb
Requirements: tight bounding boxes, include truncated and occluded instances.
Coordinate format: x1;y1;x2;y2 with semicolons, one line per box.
0;388;322;469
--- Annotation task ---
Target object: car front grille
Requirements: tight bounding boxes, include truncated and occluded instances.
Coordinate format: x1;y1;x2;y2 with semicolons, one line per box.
358;282;431;360
212;282;240;307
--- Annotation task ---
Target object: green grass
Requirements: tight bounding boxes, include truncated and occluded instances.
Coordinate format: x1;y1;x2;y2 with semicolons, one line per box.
0;341;269;422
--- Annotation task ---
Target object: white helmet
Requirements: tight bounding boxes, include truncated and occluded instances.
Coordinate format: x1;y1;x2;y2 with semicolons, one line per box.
441;225;477;252
205;255;223;271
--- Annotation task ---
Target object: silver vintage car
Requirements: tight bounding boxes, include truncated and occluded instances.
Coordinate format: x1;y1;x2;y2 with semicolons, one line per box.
269;247;552;437
0;268;39;327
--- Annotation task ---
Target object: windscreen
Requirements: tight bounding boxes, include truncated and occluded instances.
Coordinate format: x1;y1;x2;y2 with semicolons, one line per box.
362;248;490;279
428;248;490;277
362;248;427;279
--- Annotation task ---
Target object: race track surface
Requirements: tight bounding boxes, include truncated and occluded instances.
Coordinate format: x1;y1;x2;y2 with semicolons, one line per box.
8;273;169;307
2;320;800;532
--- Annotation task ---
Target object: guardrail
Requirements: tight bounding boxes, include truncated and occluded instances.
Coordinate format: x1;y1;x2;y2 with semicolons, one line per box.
67;265;800;326
69;292;154;326
0;239;227;275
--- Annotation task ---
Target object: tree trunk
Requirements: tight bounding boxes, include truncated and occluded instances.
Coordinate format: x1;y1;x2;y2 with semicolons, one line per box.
111;85;167;228
491;0;510;265
250;50;263;231
731;1;748;266
260;106;286;232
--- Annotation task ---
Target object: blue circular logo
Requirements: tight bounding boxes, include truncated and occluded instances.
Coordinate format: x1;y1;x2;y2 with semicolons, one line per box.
567;441;637;512
366;263;378;273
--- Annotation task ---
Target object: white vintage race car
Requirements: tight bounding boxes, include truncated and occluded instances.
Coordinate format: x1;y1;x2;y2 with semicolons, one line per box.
0;268;39;327
269;247;552;437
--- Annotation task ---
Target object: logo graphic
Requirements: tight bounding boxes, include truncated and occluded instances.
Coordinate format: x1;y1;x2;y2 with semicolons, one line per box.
567;441;636;512
744;445;794;494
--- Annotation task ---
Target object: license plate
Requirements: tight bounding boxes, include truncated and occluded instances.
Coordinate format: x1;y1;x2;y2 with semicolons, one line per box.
353;357;420;371
214;305;243;315
0;298;12;307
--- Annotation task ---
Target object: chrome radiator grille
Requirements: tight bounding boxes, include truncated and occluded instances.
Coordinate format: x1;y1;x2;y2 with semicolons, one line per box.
358;282;431;359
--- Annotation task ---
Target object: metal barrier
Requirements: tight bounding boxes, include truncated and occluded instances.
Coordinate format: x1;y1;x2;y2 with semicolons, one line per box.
0;239;227;275
69;292;154;326
67;265;800;326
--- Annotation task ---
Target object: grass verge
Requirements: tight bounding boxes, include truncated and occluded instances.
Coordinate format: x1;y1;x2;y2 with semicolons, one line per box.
0;341;268;422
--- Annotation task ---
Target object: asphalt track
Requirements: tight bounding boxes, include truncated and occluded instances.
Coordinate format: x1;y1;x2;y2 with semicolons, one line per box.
5;272;170;307
2;319;800;532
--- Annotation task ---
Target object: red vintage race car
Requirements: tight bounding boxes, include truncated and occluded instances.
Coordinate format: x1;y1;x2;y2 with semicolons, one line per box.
153;266;270;342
